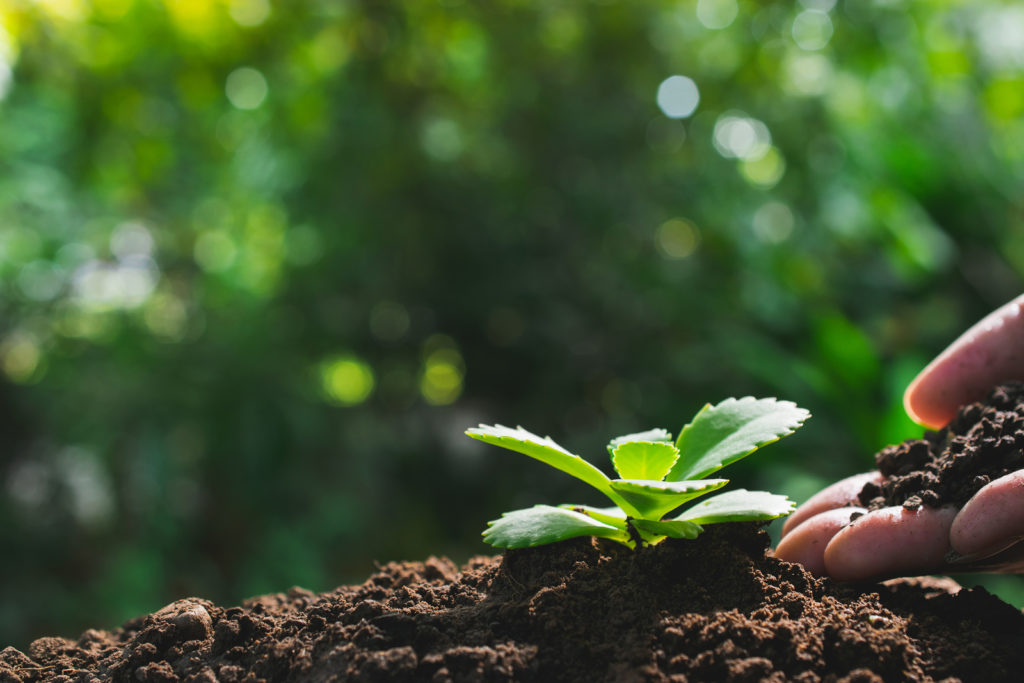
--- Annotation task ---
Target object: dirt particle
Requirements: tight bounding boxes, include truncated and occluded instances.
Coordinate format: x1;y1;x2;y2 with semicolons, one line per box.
901;495;922;510
860;382;1024;510
3;528;1022;681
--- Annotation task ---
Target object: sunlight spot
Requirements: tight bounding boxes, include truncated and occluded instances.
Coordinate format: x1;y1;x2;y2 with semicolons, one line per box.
0;60;10;102
58;447;114;527
656;75;700;119
110;222;155;261
226;67;268;110
194;231;237;272
143;292;189;342
697;0;738;30
784;53;832;96
229;0;271;27
421;348;465;406
71;259;158;310
799;0;837;10
421;117;463;161
32;0;86;20
17;261;64;301
713;113;772;160
1;333;40;383
740;147;786;188
656;219;700;259
792;11;833;51
752;202;795;243
975;6;1024;70
321;356;376;406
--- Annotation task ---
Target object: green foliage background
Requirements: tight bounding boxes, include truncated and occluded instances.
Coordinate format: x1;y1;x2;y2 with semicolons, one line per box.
2;0;1023;647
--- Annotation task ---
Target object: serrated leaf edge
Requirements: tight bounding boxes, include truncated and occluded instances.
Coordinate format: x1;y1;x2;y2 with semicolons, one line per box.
667;397;810;482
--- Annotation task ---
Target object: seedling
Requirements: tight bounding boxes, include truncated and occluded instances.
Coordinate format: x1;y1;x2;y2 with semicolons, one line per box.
468;396;808;549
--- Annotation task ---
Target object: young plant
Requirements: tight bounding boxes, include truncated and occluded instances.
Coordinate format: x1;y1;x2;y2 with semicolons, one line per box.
467;396;808;549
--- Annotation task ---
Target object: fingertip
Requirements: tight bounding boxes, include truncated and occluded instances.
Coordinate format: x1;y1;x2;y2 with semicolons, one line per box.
903;370;948;431
951;470;1024;557
781;472;881;538
775;507;864;577
824;506;956;581
904;293;1024;430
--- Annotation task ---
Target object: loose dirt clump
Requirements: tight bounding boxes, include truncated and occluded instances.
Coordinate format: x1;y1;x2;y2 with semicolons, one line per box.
3;524;1022;682
859;382;1024;510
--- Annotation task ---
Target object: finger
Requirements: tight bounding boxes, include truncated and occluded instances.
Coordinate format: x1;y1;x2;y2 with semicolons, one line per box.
823;505;957;581
904;293;1024;429
945;539;1024;573
774;507;865;576
942;540;1024;573
950;470;1024;558
781;472;881;537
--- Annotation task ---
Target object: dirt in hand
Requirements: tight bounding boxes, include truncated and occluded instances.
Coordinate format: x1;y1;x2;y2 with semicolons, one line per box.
859;381;1024;511
3;523;1022;682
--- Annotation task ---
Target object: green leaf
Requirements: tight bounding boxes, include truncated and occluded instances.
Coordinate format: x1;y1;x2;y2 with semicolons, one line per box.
558;504;628;527
467;424;619;503
608;478;728;520
611;441;680;481
666;397;810;482
483;505;632;548
673;489;796;524
631;518;704;540
606;428;672;454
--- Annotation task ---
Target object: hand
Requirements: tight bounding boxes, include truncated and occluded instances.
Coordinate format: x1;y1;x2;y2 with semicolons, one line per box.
775;293;1024;580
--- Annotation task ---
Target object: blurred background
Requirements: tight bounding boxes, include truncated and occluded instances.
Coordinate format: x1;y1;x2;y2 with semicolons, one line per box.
2;0;1024;648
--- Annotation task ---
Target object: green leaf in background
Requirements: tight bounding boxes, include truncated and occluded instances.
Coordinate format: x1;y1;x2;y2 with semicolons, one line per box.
608;478;728;520
467;424;617;500
483;505;631;548
611;441;680;481
673;489;796;524
631;518;704;540
666;398;810;482
606;428;673;454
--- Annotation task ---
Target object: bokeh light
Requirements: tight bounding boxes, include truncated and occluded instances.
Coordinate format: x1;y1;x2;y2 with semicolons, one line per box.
697;0;738;30
1;333;41;383
740;147;786;188
752;202;795;244
225;67;269;110
656;75;700;119
656;219;701;259
792;11;833;51
713;113;772;160
321;356;376;406
229;0;271;27
420;344;465;406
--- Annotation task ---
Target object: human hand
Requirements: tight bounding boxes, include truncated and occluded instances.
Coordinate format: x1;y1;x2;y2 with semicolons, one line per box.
775;294;1024;580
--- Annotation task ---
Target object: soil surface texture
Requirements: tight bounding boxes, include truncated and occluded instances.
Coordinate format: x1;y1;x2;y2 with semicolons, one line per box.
4;524;1023;682
859;382;1024;510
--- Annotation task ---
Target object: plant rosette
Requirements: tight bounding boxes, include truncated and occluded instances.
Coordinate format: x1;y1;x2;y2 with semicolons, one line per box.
468;396;809;549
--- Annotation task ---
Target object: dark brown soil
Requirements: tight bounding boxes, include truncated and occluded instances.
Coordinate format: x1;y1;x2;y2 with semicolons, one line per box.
4;524;1022;682
859;382;1024;511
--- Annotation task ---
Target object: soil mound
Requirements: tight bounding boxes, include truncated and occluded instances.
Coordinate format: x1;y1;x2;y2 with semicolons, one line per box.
859;382;1024;510
3;524;1022;682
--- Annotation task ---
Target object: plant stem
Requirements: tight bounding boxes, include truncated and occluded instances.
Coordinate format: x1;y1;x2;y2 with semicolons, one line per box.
626;519;644;550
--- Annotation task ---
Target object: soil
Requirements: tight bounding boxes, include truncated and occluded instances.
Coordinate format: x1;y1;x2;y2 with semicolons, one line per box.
4;523;1023;683
858;382;1024;510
